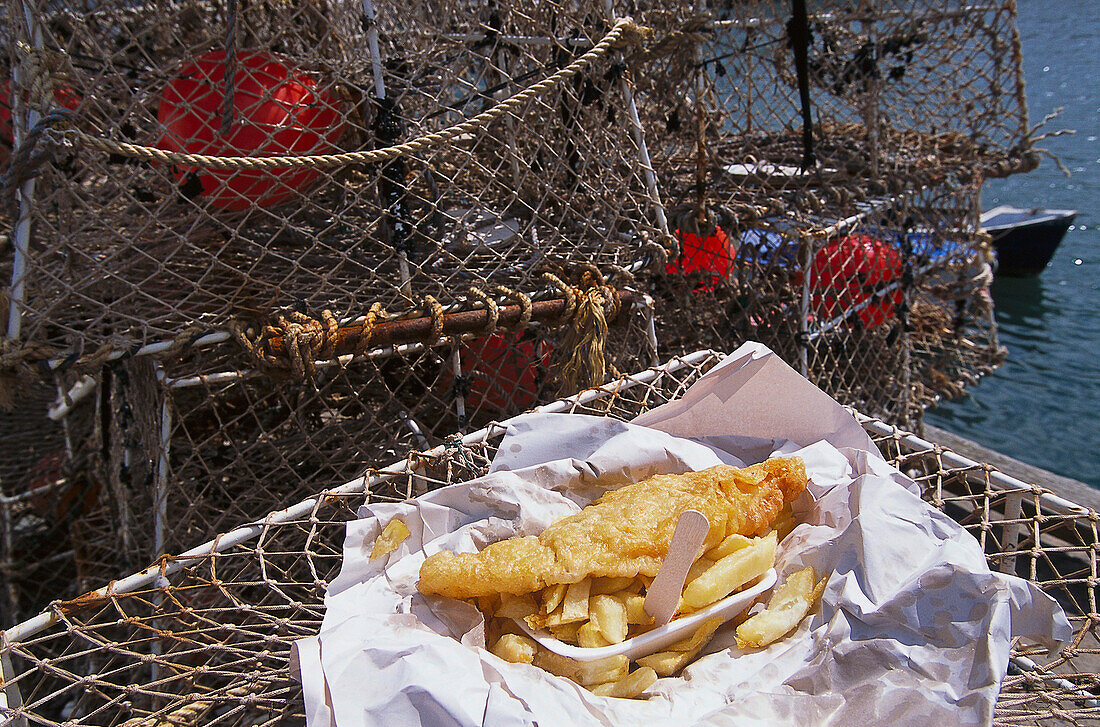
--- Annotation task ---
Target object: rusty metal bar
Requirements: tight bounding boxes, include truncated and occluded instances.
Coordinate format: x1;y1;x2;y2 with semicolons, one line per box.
263;290;636;359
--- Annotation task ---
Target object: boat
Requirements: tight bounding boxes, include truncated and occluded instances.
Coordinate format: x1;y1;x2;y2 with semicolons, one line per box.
980;205;1077;276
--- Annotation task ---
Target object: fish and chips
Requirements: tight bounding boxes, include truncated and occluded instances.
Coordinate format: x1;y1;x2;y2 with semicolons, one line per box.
400;456;825;699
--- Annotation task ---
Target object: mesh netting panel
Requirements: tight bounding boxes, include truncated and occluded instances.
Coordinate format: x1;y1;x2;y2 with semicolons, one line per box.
620;0;1024;424
4;353;1099;727
4;0;661;353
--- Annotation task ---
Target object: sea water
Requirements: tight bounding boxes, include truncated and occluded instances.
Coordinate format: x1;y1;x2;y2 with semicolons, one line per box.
924;0;1099;486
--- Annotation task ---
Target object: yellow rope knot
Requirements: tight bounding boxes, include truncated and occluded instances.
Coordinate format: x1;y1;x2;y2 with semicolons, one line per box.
421;296;444;344
490;284;533;331
466;287;499;334
353;302;386;357
231;308;341;380
542;268;622;395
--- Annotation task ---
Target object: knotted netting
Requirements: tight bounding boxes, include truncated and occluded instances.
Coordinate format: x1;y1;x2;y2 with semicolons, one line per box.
627;0;1027;422
3;352;1099;727
0;0;1033;623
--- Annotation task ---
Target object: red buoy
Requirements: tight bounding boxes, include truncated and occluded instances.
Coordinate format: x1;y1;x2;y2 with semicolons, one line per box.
809;234;903;327
456;333;552;415
157;50;344;210
665;226;735;289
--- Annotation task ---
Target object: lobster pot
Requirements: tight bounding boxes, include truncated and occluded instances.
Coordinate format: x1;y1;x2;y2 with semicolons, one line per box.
26;298;654;612
4;352;1099;727
1;0;664;621
3;0;664;360
647;181;999;426
627;0;1025;424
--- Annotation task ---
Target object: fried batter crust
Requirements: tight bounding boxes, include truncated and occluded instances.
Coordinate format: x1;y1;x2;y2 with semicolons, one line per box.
418;456;806;599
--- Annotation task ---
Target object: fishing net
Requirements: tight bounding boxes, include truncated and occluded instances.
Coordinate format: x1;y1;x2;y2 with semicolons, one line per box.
1;0;1031;621
630;0;1026;424
3;352;1098;727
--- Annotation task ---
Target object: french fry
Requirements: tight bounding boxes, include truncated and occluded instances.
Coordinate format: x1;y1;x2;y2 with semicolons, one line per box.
369;518;410;560
525;603;558;630
665;616;725;652
542;583;567;614
590;576;636;595
685;557;716;583
809;571;828;603
560;580;592;623
590;594;629;644
490;633;537;664
589;667;658;698
542;603;573;628
681;532;777;610
622;594;652;625
577;619;611;648
496;593;539;621
736;567;824;649
636;617;724;677
534;649;629;686
705;532;752;561
549;621;582;643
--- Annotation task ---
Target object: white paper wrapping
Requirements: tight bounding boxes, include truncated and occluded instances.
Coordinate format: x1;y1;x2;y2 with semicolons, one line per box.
293;342;1071;727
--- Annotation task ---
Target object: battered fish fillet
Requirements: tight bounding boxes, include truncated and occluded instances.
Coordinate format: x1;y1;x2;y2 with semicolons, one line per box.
418;456;806;600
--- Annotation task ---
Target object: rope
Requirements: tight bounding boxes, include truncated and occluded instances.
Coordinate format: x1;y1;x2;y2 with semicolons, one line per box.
639;231;671;270
0;338;55;409
159;324;210;360
630;14;709;63
15;41;62;111
540;268;620;395
47;18;648;171
0;336;115;410
232;309;343;380
490;284;532;331
353;302;386;356
2;42;74;210
465;287;499;334
0;108;74;214
421;295;444;344
540;273;578;325
223;269;622;386
118;680;268;727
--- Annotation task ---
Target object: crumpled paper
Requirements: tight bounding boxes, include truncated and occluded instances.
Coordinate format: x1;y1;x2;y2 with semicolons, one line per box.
293;342;1071;727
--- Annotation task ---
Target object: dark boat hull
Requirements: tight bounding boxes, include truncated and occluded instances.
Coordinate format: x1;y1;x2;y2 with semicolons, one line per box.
988;217;1074;276
981;206;1076;276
